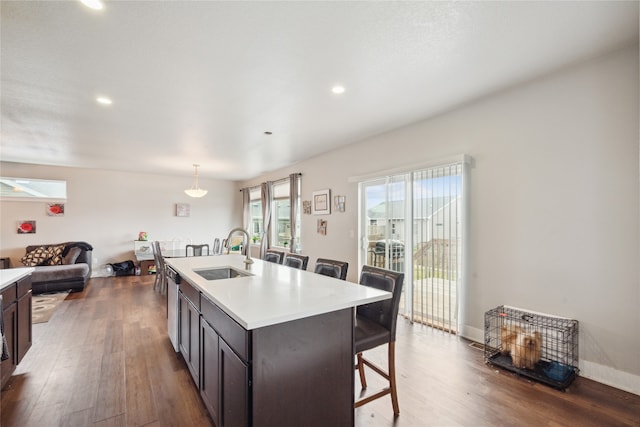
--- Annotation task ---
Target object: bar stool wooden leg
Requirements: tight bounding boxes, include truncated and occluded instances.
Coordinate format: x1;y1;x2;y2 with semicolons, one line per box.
389;342;399;416
356;352;367;389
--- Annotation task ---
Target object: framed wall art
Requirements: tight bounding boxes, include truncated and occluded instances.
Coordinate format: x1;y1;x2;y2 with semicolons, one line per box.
334;195;345;213
17;220;36;234
176;203;191;217
317;219;327;235
46;203;65;216
312;189;331;215
302;200;312;215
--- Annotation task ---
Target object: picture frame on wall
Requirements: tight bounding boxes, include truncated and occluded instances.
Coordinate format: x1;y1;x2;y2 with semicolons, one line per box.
46;203;65;216
302;200;312;215
176;203;191;217
17;220;36;234
312;189;331;215
317;219;327;235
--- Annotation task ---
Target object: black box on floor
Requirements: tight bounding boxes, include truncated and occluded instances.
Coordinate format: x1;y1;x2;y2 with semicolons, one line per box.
109;260;136;276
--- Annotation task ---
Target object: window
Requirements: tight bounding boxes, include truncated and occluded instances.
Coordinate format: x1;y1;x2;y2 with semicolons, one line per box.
0;177;67;201
272;181;291;248
249;188;262;243
247;176;301;250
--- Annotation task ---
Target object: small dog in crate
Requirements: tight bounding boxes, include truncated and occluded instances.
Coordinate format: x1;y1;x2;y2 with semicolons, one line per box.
501;325;542;370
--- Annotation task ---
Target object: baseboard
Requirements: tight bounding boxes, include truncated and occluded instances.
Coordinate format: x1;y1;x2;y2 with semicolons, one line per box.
459;325;484;344
458;324;640;396
580;360;640;396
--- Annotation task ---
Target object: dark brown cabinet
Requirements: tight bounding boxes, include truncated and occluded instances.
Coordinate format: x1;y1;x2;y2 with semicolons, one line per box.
1;274;32;389
178;278;353;427
178;289;200;385
218;338;249;427
201;294;249;427
1;303;17;387
16;280;33;365
200;318;220;423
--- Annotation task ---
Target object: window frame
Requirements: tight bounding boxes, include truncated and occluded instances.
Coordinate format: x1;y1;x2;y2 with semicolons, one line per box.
249;188;263;244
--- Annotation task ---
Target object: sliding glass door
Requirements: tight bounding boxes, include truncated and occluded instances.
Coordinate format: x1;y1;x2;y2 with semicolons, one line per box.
359;160;465;334
360;176;409;272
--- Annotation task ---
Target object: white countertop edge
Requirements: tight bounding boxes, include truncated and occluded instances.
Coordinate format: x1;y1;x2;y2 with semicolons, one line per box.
0;267;35;290
207;288;389;330
166;255;391;330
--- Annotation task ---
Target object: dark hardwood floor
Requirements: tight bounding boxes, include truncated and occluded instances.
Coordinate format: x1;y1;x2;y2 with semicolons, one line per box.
1;276;638;427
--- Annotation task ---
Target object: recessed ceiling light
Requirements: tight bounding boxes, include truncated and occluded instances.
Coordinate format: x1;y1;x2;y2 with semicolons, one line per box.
80;0;104;10
96;96;112;105
331;85;345;94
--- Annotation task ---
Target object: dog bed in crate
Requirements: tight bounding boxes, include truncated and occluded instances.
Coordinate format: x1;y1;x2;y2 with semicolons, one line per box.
484;305;579;390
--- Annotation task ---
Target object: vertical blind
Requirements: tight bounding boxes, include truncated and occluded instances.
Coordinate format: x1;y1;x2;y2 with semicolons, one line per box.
412;162;463;333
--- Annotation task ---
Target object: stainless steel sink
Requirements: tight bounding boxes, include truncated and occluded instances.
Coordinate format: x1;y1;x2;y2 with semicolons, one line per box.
194;266;252;281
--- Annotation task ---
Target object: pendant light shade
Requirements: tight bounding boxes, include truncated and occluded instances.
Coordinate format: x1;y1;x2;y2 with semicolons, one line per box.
184;164;208;198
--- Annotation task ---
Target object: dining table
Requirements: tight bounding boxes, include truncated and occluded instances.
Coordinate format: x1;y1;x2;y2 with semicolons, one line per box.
135;247;214;275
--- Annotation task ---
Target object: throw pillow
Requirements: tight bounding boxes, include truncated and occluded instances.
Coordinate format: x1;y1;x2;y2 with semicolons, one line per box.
20;247;51;267
62;247;82;265
47;244;66;266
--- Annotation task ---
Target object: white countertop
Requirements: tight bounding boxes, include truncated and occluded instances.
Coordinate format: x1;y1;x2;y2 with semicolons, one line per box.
0;267;34;291
166;254;391;330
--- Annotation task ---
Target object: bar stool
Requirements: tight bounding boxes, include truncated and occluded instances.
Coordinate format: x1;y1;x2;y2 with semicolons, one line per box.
264;249;285;264
354;265;405;416
283;253;309;270
186;244;210;256
313;258;348;280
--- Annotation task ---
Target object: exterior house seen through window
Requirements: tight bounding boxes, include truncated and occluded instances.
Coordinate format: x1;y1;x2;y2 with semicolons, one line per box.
249;179;300;249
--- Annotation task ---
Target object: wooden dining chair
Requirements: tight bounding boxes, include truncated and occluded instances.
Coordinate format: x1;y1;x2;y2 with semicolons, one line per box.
354;265;404;416
264;249;285;264
283;253;309;270
185;244;210;257
152;241;167;294
313;258;348;280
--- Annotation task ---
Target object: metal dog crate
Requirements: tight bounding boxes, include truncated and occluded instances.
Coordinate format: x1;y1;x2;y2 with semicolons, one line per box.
484;305;579;390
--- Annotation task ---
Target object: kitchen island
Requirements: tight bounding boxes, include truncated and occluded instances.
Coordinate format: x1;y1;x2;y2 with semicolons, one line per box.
1;267;34;389
165;254;390;427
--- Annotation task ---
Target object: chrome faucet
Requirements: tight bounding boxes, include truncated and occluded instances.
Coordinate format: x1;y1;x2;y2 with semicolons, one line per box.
225;227;253;265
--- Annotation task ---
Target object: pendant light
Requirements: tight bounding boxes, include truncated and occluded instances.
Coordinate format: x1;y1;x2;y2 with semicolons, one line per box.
184;164;208;198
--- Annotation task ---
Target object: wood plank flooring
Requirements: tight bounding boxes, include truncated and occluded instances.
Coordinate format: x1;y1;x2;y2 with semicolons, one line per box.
1;276;638;427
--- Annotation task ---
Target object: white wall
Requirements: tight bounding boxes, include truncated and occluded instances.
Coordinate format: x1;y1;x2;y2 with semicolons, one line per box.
0;163;241;273
240;46;639;393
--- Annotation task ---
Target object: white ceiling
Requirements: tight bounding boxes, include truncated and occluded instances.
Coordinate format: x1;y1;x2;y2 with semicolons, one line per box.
1;1;638;181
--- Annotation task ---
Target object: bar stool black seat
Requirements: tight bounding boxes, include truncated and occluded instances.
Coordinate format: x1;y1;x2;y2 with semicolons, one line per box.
313;258;348;280
284;253;309;270
264;249;285;264
354;265;404;416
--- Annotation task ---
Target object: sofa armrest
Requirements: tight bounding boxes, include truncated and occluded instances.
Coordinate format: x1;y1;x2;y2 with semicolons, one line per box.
76;250;92;277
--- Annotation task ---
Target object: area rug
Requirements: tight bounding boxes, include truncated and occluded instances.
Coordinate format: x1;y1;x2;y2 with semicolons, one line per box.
32;291;70;324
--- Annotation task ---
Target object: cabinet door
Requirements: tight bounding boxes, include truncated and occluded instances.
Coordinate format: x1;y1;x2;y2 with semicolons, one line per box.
188;300;200;385
1;303;17;387
179;291;200;385
219;339;249;427
200;319;220;424
16;291;32;364
178;292;189;357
